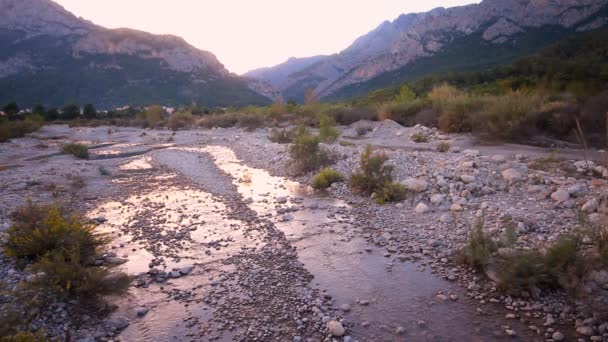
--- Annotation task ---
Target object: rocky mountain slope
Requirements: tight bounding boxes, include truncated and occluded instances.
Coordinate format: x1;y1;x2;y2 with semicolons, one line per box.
0;0;271;108
249;0;608;102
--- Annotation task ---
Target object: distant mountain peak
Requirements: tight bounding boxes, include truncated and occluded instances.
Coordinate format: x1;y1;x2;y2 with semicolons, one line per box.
247;0;608;102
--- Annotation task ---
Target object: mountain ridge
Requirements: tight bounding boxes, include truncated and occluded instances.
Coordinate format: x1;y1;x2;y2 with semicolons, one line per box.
247;0;608;102
0;0;272;108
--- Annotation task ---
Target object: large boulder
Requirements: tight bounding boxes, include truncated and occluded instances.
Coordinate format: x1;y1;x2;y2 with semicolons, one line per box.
326;321;345;337
402;178;428;193
502;168;525;185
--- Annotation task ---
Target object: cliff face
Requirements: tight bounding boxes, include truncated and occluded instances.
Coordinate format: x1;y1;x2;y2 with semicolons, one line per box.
0;0;271;108
248;0;608;102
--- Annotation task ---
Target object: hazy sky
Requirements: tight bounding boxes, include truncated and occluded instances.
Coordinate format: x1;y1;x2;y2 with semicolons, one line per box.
54;0;479;74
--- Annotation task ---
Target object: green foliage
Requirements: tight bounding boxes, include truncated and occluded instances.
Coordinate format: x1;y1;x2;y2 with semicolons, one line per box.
60;104;80;120
167;111;194;131
378;99;428;125
436;141;450;152
3;102;20;119
349;146;403;203
0;115;44;142
60;143;89;159
268;128;295;144
198;113;239;128
82;104;97;120
136;105;165;128
458;221;496;269
3;201;104;261
311;168;344;189
495;251;550;292
410;132;428;143
31;249;129;300
0;332;48;342
290;127;332;173
318;114;339;143
395;85;417;102
237;113;264;131
374;182;407;204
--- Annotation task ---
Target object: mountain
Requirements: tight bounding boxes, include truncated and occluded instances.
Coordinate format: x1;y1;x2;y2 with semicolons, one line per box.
247;0;608;103
0;0;272;108
244;55;328;90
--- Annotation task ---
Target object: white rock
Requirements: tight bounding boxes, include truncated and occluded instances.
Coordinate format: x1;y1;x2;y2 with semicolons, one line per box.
450;203;463;212
430;194;444;206
502;168;524;184
414;203;430;214
463;149;480;157
440;214;453;223
460;175;476;184
402;178;428;193
551;190;570;202
326;321;345;337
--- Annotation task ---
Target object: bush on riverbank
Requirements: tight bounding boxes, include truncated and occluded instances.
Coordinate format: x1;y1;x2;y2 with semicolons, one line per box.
60;143;89;159
290;127;333;174
349;146;406;204
3;201;129;301
311;168;344;189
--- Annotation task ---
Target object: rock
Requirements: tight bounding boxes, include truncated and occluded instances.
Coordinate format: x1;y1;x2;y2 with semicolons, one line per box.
439;214;453;223
505;329;516;336
460;175;476;184
430;194;444;206
107;316;129;331
450;203;463;212
179;266;194;275
490;155;507;163
582;198;598;213
326;321;345;337
395;326;406;335
276;196;288;204
104;257;128;265
340;304;351;312
281;214;294;222
169;271;181;278
552;331;565;341
576;326;594;336
463;149;480;157
96;215;107;223
136;307;149;317
551;190;570;202
567;184;587;197
402;178;428;193
414;203;430;214
502;168;524;184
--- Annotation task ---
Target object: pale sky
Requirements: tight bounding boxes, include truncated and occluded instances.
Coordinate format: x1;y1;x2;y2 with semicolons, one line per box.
54;0;479;74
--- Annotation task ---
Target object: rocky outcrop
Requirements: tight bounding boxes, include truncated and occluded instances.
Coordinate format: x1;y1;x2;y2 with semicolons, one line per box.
248;0;608;101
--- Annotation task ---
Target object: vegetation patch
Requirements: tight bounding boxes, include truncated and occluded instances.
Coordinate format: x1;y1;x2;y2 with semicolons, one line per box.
60;143;89;159
290;127;333;174
311;168;344;190
349;146;405;204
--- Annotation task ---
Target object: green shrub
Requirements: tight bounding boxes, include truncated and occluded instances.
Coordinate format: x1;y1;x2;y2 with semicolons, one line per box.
60;143;89;159
136;105;165;128
30;249;129;300
375;182;407;204
311;168;344;189
436;141;450;152
472;92;542;140
238;113;265;131
378;99;428;126
496;251;549;293
3;201;104;261
0;331;48;342
167;111;194;131
437;94;482;133
458;221;496;269
321;105;376;125
268;128;295;144
290;127;332;173
349;146;398;203
318;114;339;143
0;123;9;142
411;132;428;143
198;113;239;128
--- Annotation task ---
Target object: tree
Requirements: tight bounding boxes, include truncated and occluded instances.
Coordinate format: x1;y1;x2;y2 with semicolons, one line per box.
60;104;80;120
32;104;46;117
395;85;416;102
3;102;20;120
83;104;97;120
45;108;59;121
